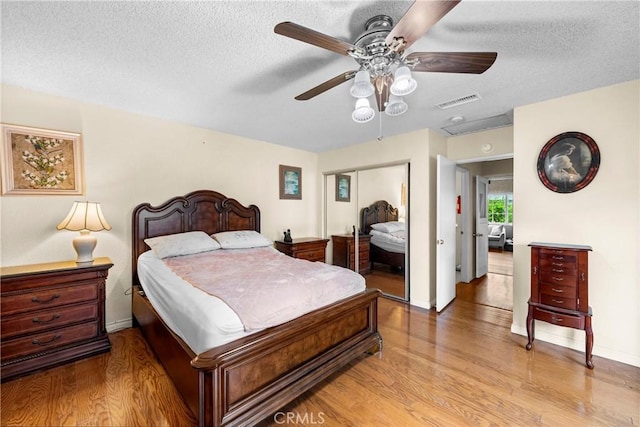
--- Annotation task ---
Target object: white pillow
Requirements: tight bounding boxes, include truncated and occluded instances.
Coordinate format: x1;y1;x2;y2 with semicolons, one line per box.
212;230;272;249
144;231;221;258
370;221;405;234
489;225;504;237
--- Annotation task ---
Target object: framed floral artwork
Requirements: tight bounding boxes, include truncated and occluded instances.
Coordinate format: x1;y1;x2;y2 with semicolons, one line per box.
279;164;302;200
537;131;600;193
1;124;84;195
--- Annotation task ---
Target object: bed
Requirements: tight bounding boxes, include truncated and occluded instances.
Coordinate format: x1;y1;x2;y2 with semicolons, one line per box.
131;190;381;427
360;200;406;271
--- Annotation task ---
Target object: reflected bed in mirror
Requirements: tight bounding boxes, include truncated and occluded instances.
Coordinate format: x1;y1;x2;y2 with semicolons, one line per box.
361;200;407;300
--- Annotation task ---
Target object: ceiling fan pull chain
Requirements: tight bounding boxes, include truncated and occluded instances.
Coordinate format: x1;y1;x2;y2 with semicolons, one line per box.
378;111;384;141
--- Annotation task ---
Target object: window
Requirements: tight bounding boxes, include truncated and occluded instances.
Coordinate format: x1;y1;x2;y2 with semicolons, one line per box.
488;193;513;224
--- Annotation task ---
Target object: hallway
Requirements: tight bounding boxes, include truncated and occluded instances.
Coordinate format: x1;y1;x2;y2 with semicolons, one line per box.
457;250;513;311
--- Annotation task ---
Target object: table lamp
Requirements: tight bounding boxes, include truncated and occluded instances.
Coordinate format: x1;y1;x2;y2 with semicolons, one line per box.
57;201;111;264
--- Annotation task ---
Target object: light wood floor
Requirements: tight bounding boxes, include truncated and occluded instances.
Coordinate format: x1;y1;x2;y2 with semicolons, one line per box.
2;293;638;426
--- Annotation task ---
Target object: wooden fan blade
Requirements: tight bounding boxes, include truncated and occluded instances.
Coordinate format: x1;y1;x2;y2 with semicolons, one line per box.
374;75;392;112
385;0;461;50
406;52;497;73
295;71;358;101
275;22;357;56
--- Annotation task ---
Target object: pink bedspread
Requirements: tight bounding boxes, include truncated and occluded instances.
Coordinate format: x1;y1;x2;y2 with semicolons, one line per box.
163;247;366;331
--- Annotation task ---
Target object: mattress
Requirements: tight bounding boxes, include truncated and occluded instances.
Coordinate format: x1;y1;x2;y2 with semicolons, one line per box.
138;248;365;354
369;229;406;254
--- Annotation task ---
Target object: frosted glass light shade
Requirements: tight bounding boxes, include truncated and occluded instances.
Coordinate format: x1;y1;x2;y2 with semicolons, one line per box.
385;95;408;116
350;70;375;98
352;98;375;123
390;66;417;96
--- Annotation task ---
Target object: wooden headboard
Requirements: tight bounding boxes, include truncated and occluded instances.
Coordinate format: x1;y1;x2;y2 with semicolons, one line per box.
360;200;399;234
131;190;260;286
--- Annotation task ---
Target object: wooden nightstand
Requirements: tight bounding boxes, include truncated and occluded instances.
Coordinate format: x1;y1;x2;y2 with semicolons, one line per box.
274;237;329;263
331;234;371;274
1;257;113;381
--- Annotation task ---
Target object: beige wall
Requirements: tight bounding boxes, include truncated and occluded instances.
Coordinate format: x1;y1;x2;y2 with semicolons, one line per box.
512;80;639;366
0;84;319;331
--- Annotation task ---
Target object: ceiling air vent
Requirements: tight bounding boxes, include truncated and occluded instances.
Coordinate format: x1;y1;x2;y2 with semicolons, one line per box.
435;93;481;110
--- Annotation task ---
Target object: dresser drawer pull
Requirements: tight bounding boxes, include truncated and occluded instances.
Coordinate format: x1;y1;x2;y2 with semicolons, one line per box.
552;256;564;260
551;288;564;293
552;276;564;281
552;268;564;273
552;299;564;304
31;294;60;304
32;314;61;324
551;316;564;323
32;334;61;346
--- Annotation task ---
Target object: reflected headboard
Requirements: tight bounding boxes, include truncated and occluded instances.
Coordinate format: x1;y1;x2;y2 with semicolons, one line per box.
360;200;399;234
131;190;260;286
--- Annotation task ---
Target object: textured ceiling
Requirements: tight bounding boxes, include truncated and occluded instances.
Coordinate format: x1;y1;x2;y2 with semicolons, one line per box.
1;1;639;152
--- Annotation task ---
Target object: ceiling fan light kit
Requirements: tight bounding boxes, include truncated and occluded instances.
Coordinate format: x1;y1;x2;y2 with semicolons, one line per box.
350;70;375;98
352;98;376;123
275;0;497;127
385;95;408;117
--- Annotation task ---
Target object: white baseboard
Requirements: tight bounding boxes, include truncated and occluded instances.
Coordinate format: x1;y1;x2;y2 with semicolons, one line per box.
511;323;640;368
106;318;132;333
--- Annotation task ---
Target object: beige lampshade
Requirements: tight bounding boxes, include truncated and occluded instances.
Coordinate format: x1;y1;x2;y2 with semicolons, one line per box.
56;201;112;232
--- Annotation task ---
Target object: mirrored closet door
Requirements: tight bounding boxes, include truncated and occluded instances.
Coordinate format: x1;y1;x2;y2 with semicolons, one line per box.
324;163;409;301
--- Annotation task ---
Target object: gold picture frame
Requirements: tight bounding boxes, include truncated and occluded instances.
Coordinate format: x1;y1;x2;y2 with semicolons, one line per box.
1;124;84;195
279;164;302;200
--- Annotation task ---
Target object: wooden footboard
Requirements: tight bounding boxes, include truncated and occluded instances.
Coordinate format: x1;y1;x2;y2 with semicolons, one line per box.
133;287;381;427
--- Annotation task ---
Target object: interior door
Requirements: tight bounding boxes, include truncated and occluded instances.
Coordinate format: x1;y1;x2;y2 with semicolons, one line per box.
475;175;489;278
436;155;457;312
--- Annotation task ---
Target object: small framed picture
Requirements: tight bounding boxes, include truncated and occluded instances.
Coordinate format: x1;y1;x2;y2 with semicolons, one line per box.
335;174;351;202
1;124;84;195
279;165;302;200
537;131;600;193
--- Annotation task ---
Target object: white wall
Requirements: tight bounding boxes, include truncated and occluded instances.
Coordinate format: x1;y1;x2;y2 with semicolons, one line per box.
319;129;446;308
512;80;639;367
0;84;319;331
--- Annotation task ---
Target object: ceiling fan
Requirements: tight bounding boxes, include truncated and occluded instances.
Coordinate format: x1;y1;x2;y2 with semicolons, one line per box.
274;0;497;123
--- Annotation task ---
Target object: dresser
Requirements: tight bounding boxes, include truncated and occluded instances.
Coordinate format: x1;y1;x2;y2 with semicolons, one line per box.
331;234;371;274
1;257;112;381
274;237;329;262
526;243;593;368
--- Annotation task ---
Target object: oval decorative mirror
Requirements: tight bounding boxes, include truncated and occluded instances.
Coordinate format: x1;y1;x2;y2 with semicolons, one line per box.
537;131;600;193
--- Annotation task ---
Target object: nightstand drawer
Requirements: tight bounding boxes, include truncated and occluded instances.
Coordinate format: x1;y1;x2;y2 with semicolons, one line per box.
1;303;98;340
294;248;326;262
1;321;99;362
1;282;98;316
533;307;584;329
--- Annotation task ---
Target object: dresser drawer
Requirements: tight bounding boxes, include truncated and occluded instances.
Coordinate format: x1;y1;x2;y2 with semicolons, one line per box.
539;250;577;265
1;321;99;362
540;283;576;298
540;293;577;310
540;271;578;287
533;307;584;329
1;282;98;316
540;258;577;275
1;303;98;340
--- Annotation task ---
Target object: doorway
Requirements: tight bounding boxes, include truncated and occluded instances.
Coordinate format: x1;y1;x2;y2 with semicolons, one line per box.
455;158;514;311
